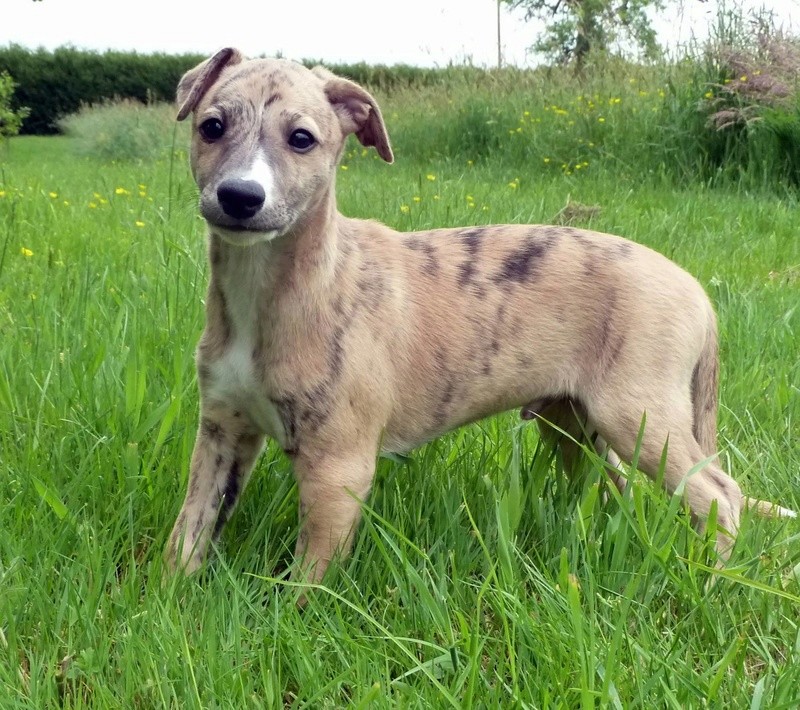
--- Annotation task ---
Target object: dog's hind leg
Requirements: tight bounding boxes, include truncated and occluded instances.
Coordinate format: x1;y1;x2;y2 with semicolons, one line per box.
525;398;627;492
165;411;264;575
593;434;627;495
587;391;742;558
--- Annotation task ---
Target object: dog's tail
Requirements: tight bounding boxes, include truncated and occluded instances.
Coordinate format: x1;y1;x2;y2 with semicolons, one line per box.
692;309;796;519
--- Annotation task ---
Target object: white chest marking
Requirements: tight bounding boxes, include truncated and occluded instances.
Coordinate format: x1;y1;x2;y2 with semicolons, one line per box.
205;340;286;445
203;245;286;445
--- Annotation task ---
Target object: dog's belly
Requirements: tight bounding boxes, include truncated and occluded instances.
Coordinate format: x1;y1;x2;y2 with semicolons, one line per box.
203;342;287;446
383;385;540;454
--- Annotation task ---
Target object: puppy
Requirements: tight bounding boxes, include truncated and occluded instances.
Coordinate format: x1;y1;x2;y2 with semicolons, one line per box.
165;48;794;589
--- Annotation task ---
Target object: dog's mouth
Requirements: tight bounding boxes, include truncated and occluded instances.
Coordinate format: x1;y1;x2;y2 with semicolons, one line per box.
209;221;283;246
200;201;285;244
212;222;267;233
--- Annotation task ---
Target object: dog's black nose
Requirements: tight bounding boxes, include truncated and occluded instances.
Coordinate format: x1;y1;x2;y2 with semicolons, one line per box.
217;179;266;220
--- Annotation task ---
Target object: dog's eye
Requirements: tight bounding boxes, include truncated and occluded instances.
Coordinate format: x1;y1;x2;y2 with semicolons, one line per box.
199;118;225;141
288;129;316;153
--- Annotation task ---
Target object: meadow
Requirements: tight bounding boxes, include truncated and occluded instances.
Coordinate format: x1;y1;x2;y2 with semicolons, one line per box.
0;58;799;707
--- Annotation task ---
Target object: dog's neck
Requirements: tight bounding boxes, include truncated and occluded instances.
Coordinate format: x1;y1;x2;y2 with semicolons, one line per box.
206;185;342;334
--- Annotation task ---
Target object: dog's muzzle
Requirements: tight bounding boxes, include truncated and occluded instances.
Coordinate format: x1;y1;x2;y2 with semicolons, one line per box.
217;178;266;220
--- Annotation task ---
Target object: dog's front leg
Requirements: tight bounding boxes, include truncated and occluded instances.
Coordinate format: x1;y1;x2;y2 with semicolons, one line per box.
165;411;264;575
290;449;376;586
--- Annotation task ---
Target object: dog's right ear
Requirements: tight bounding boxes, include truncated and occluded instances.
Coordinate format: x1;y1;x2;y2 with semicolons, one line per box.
176;48;244;121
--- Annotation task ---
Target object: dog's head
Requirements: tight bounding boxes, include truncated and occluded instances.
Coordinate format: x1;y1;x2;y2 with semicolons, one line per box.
177;48;393;246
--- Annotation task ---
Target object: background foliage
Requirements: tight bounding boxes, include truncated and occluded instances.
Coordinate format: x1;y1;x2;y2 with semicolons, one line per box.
2;13;800;190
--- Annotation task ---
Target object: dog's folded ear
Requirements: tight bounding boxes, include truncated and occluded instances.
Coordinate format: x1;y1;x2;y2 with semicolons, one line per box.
176;48;244;121
313;66;394;163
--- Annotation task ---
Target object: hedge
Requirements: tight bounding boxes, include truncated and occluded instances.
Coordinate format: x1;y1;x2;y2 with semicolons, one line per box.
0;45;464;135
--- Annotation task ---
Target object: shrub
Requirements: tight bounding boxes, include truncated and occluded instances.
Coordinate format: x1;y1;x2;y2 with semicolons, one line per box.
0;71;30;138
688;13;800;186
56;99;186;162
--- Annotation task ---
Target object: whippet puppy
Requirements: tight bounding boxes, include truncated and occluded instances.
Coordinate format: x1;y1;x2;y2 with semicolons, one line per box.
165;48;794;590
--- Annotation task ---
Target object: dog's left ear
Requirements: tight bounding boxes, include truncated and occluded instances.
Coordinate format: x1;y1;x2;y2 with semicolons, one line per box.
176;47;244;121
313;66;393;163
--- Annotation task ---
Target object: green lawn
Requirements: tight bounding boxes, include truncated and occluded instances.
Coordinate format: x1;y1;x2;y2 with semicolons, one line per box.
1;133;798;708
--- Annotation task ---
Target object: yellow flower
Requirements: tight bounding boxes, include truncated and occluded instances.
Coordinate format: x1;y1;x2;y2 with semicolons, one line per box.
89;202;98;209
523;110;531;117
62;200;70;206
138;184;146;191
115;187;129;195
93;192;102;199
467;160;473;167
433;195;440;201
0;190;5;198
508;181;518;189
49;192;58;199
466;195;474;202
740;75;747;82
543;157;551;164
21;247;33;257
340;165;349;171
400;204;410;214
598;117;606;123
138;191;147;198
426;174;436;181
704;91;714;99
135;221;145;228
99;198;108;205
482;205;489;212
412;196;421;203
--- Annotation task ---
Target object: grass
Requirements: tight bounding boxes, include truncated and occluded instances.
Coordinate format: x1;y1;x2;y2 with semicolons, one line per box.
1;111;799;708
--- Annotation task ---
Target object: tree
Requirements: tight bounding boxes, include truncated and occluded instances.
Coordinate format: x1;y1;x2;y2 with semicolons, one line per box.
0;72;30;139
504;0;667;70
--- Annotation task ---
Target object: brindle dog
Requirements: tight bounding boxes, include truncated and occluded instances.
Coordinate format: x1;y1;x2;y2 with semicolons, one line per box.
165;48;794;592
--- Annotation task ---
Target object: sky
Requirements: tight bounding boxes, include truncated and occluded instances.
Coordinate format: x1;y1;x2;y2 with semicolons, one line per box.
2;0;798;68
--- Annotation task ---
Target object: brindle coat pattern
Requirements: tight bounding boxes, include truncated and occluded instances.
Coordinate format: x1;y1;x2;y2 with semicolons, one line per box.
165;48;793;589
